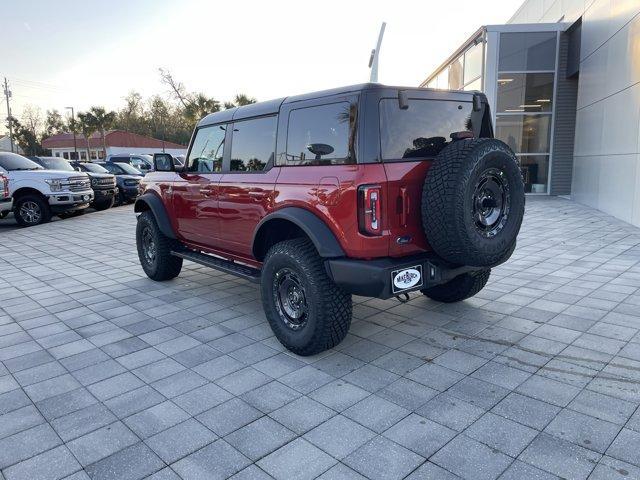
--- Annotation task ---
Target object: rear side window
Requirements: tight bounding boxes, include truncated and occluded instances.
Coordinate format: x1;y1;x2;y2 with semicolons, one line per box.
286;102;353;166
230;116;276;172
188;125;226;173
379;99;473;160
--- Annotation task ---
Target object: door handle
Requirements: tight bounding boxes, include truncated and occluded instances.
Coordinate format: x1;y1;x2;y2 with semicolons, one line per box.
248;191;265;200
199;188;214;197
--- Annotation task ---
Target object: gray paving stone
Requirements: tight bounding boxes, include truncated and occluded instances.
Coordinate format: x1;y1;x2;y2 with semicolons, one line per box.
67;420;138;466
304;415;376;460
269;395;335;435
568;389;637;426
498;460;561;479
123;400;190;438
171;439;251;480
0;388;31;415
225;416;296;461
87;371;144;401
405;461;460;480
416;393;485;432
197;397;263;436
257;438;336;480
2;445;81;480
406;363;466;391
309;380;370;412
51;403;117;442
84;442;164;480
230;465;274;480
145;418;217;464
544;408;621;453
316;463;367;479
173;382;233;415
606;428;640;467
342;364;400;393
0;423;61;469
588;455;640;480
24;374;81;402
344;394;409;433
151;369;208;398
216;367;272;396
0;405;44;439
520;433;602;480
279;365;335;394
491;392;561;430
466;411;538;457
516;375;581;407
344;436;425;480
431;434;512;480
383;413;456;458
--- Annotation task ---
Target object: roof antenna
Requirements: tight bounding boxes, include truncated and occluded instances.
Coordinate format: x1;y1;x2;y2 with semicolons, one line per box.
368;22;386;83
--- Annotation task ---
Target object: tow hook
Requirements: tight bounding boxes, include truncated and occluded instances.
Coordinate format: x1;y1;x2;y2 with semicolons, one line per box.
395;293;410;303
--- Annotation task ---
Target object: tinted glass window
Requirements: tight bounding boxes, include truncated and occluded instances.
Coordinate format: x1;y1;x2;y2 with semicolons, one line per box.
497;73;554;113
498;32;557;71
379;99;473;160
448;57;463;90
286;103;352;165
230;116;276;172
495;115;551;154
103;163;123;174
188;124;226;173
80;163;109;173
0;153;43;171
464;42;483;84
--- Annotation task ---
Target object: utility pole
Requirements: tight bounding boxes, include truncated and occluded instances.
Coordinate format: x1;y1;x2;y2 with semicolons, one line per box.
368;22;386;83
3;77;14;153
66;106;78;160
161;114;166;153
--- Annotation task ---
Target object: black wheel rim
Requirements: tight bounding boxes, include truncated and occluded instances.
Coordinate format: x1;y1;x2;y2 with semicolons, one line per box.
141;226;157;265
273;268;308;330
472;167;510;238
19;201;41;224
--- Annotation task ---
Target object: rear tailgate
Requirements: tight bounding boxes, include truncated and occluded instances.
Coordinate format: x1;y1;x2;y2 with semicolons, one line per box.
378;94;479;257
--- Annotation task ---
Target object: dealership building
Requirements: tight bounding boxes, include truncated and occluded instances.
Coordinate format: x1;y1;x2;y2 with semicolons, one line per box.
422;0;640;227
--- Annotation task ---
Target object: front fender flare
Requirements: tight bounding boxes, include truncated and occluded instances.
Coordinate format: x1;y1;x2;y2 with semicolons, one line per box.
253;207;345;259
134;193;176;239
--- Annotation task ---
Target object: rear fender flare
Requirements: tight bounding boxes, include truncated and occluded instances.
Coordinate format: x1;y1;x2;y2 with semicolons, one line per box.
253;207;345;260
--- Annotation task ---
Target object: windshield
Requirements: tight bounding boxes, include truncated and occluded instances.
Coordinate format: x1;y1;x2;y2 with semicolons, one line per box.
0;152;44;171
115;162;143;175
80;163;109;174
35;157;75;172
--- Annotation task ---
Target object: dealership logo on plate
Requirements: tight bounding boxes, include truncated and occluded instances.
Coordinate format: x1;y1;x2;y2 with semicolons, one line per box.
393;268;421;290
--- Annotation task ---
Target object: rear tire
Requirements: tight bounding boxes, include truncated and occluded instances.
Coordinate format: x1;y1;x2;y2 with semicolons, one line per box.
14;195;52;227
136;210;183;281
421;269;490;303
261;238;352;356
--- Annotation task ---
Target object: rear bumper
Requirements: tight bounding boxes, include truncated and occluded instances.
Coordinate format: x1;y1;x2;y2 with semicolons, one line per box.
325;253;483;300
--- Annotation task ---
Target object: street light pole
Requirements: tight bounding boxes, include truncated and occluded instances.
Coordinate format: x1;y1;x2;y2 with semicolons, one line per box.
66;106;78;160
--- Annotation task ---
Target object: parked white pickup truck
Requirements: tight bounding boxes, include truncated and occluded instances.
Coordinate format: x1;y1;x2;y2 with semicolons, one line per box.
0;171;12;218
0;152;94;227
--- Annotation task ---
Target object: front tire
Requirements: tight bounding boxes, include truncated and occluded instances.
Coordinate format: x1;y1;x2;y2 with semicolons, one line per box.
93;197;115;211
261;238;352;356
421;269;490;303
136;210;183;281
14;195;52;227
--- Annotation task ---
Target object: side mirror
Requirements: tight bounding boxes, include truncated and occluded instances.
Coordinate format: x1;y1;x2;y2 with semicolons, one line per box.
153;153;175;172
307;143;334;160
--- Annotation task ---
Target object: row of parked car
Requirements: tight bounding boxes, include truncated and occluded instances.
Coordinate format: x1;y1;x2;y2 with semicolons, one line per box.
0;152;167;227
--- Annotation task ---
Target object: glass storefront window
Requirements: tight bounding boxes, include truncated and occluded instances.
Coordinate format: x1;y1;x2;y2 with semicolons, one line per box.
464;77;482;91
498;31;557;71
464;42;483;84
448;56;463;90
435;70;448;89
495;114;551;154
518;155;549;193
497;73;554;112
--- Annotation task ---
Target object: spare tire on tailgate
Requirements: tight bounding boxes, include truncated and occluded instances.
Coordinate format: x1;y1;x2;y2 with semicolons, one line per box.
422;138;524;267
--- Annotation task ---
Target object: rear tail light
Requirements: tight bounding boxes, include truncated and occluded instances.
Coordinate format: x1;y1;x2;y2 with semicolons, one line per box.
0;174;8;199
358;184;382;236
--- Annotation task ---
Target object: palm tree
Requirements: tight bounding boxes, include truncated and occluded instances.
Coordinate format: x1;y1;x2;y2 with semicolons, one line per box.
77;112;98;161
184;94;220;123
233;94;257;106
89;107;116;158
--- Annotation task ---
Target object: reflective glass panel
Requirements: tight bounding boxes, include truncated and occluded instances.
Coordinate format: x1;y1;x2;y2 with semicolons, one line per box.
518;155;549;193
464;42;483;83
188;124;226;172
495;114;551;154
448;56;463;90
498;31;557;71
497;73;554;112
230;116;277;172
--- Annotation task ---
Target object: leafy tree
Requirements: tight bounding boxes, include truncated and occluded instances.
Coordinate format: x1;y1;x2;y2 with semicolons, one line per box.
89;106;116;157
184;93;220;123
6;116;43;156
44;110;66;137
77;112;98;161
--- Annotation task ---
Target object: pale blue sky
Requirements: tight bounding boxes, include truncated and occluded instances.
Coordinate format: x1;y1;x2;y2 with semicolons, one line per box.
1;0;523;132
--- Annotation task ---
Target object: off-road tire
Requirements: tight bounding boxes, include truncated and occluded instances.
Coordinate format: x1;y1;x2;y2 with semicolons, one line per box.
261;238;352;356
14;194;52;227
422;138;524;267
93;197;115;211
136;210;183;281
422;269;490;303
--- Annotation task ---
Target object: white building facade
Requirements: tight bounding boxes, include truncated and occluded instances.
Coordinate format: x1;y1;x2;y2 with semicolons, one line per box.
423;0;640;227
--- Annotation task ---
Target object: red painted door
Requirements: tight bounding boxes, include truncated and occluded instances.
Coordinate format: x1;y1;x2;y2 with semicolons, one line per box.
172;171;221;246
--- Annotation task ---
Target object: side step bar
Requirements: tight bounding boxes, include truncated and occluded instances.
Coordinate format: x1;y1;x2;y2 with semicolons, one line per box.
171;250;261;283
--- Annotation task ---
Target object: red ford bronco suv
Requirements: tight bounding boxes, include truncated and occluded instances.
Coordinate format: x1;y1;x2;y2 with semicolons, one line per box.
135;84;525;356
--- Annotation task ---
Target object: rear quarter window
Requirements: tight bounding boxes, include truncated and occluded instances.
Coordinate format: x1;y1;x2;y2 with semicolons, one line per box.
379;99;473;161
285;102;355;166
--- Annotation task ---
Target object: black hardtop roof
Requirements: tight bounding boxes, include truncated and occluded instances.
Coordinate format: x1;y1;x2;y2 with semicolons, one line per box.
197;83;477;127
